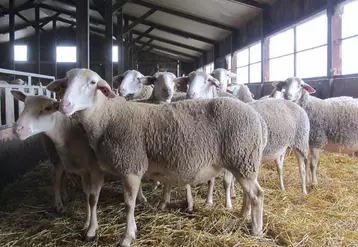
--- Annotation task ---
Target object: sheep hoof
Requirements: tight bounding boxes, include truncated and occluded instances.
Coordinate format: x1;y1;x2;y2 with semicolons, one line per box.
53;204;66;216
84;234;96;242
159;202;167;210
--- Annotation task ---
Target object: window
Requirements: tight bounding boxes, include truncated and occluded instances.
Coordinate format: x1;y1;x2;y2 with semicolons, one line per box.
204;62;214;73
269;29;294;81
226;54;232;71
296;14;327;78
14;45;27;61
113;46;118;62
56;46;76;63
341;0;358;75
268;12;327;80
235;42;261;83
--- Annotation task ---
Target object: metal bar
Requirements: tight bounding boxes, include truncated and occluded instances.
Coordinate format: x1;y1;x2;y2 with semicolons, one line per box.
113;0;131;14
124;14;216;45
35;4;41;81
117;10;124;74
0;4;7;13
9;0;15;72
137;38;154;52
131;30;205;53
53;19;57;78
76;0;90;68
0;0;34;18
124;9;156;34
130;27;154;46
0;68;55;80
39;3;105;26
124;19;129;71
40;12;61;28
231;0;268;9
136;41;197;59
132;0;235;31
293;25;297;76
105;0;113;86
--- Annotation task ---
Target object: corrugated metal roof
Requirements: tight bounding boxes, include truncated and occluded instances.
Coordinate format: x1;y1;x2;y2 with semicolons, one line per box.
0;0;278;61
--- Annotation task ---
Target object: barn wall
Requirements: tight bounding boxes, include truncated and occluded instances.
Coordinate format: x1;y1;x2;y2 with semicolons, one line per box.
0;27;179;82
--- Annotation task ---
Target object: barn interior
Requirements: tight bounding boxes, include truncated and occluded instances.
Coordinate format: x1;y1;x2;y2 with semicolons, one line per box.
1;0;358;246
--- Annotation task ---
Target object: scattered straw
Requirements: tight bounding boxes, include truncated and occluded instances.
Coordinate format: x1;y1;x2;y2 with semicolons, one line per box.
1;153;358;246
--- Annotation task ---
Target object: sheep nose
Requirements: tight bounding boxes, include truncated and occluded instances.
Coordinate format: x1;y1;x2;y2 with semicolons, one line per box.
15;124;24;133
61;100;72;108
187;92;196;99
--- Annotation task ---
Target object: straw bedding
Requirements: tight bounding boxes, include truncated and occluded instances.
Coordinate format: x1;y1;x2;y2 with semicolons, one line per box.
0;152;358;247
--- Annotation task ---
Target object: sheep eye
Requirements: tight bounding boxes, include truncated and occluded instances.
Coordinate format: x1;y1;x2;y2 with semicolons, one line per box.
45;106;52;111
90;80;96;85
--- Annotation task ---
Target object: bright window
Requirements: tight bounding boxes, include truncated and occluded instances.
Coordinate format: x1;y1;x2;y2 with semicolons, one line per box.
235;42;261;83
56;46;76;63
226;54;232;71
270;55;294;81
268;12;327;80
204;62;214;73
14;45;27;61
341;0;358;75
113;46;118;62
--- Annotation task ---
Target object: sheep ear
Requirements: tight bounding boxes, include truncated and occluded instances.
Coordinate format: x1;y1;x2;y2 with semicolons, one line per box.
229;72;237;78
272;81;283;88
46;78;67;92
174;76;189;92
138;76;156;85
11;90;27;102
302;83;316;94
208;77;222;89
97;79;116;98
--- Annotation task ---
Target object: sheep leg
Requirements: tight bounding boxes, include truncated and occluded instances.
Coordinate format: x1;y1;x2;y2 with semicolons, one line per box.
223;170;233;209
159;184;171;210
206;178;215;206
80;173;91;231
293;148;307;194
153;181;160;190
310;148;321;185
85;170;104;241
240;190;251;218
186;184;194;213
236;175;264;236
274;151;286;192
53;161;65;214
230;177;236;198
136;184;147;203
119;174;142;247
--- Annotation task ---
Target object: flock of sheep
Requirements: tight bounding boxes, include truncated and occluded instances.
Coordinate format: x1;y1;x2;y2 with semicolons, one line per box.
9;67;358;247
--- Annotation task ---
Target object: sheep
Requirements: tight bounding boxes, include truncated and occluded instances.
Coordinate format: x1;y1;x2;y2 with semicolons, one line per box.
271;77;358;186
0;80;9;85
175;71;310;200
210;68;238;91
137;71;236;211
113;70;153;100
10;91;104;240
10;90;148;240
46;68;268;247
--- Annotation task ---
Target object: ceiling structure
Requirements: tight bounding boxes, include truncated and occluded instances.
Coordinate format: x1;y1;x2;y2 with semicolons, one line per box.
0;0;278;62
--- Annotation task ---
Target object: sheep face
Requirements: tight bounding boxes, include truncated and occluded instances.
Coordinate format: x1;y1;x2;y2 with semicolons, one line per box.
210;68;237;91
114;70;144;97
175;71;221;100
47;69;115;117
272;77;315;101
139;72;176;103
11;90;59;140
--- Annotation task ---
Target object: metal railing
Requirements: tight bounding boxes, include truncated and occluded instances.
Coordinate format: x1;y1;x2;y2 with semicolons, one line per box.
0;68;55;86
0;68;56;130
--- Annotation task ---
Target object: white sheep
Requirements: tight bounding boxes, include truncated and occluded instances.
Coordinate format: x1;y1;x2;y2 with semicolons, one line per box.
113;70;153;100
175;71;310;201
47;68;268;247
11;90;147;241
271;77;358;186
210;68;238;91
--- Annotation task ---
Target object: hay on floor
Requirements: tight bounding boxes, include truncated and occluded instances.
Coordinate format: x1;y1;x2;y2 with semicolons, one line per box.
0;152;358;247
